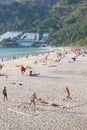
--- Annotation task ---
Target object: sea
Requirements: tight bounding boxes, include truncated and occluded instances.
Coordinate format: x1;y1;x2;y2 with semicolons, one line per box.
0;47;54;61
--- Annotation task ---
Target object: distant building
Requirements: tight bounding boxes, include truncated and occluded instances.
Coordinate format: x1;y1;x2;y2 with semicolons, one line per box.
0;31;22;42
17;33;39;46
39;33;49;43
0;31;49;47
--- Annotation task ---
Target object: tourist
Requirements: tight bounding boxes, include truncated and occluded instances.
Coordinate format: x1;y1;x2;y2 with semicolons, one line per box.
21;65;26;74
29;92;38;109
0;64;3;70
65;87;72;100
29;71;40;77
2;86;8;101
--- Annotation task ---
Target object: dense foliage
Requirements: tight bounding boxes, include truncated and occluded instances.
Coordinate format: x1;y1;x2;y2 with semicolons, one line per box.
0;0;87;46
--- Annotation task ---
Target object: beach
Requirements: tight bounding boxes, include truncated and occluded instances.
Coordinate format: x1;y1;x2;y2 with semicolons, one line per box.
0;47;87;130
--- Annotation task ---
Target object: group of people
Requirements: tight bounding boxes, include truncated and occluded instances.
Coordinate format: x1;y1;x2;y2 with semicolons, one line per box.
2;86;72;109
20;65;40;77
2;86;72;107
29;87;72;109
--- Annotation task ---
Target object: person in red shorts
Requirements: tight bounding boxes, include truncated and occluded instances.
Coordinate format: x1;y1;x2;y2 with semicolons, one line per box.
21;65;26;74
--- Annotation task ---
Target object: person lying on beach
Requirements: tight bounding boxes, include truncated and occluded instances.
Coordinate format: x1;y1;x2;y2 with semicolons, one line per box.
0;73;8;80
37;98;60;107
2;86;8;101
37;98;49;104
29;92;38;109
21;65;26;74
68;57;76;63
0;73;8;77
29;71;40;77
54;59;61;62
65;87;72;100
0;73;5;76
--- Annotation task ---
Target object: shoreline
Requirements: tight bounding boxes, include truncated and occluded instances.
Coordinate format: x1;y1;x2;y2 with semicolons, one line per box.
0;46;55;62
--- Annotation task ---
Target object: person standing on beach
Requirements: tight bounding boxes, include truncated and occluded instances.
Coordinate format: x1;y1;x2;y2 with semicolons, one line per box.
0;64;3;70
65;87;72;100
2;86;8;101
29;92;38;109
5;74;8;80
21;65;26;74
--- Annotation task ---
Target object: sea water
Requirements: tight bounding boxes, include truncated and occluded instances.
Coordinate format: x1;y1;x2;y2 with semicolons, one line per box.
0;47;53;61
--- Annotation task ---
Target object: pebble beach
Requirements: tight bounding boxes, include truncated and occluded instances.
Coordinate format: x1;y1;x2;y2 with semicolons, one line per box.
0;47;87;130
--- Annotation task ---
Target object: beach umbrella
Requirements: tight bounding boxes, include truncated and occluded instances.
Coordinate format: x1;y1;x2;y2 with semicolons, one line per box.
26;66;32;69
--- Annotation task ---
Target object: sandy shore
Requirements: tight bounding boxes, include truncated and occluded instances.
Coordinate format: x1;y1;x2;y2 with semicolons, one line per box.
0;47;87;130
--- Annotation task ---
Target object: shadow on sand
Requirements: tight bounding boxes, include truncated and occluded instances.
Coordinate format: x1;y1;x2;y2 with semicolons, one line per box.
38;75;64;79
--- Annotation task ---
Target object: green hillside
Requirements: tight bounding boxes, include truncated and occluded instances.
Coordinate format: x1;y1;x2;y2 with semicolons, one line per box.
0;0;87;46
47;0;87;46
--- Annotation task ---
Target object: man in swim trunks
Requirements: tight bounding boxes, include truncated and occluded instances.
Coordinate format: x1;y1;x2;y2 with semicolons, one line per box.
2;86;8;101
29;92;38;108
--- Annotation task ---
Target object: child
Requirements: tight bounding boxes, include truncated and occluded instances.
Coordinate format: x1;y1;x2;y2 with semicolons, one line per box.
2;86;8;101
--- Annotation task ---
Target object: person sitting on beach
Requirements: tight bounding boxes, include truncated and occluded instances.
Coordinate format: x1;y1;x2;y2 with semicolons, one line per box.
21;65;26;74
0;64;3;70
2;86;8;101
65;87;72;100
29;92;38;109
29;71;40;77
